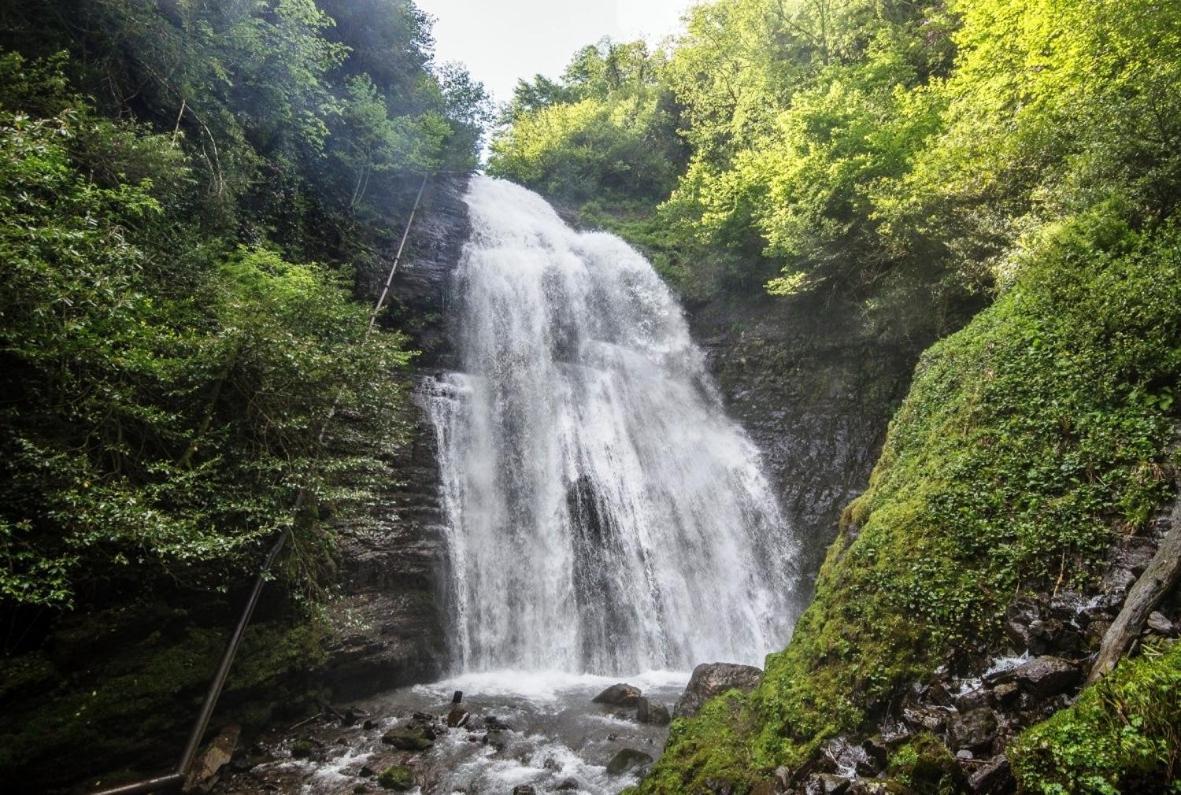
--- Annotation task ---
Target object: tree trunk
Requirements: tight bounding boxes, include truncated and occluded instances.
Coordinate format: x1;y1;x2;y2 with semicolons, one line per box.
1088;488;1181;683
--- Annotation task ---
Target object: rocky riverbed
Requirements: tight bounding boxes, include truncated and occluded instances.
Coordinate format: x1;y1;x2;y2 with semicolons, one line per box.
210;670;694;794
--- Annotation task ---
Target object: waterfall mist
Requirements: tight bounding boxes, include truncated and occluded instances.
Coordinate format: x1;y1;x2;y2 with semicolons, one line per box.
423;176;800;674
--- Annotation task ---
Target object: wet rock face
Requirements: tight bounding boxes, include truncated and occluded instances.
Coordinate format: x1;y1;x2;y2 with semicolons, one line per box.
687;290;929;591
321;175;472;700
674;662;764;718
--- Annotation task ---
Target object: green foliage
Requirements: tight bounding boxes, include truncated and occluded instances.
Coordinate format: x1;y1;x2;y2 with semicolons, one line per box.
645;211;1181;792
489;39;686;206
886;733;965;794
666;0;955;294
0;0;479;783
638;692;764;794
0;0;486;264
877;0;1181;286
0;65;415;609
489;1;965;323
631;1;1181;788
1010;639;1181;794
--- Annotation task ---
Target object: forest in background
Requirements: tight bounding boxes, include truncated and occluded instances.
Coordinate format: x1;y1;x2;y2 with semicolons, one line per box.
490;0;1181;791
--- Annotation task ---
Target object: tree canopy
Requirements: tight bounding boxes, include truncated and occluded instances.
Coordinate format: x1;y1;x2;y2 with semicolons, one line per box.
0;0;488;630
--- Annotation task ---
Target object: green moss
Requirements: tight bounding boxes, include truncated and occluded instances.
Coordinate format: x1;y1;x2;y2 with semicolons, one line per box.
291;738;315;759
1010;639;1181;794
381;727;434;751
886;733;965;794
644;212;1181;791
377;764;414;791
639;691;766;794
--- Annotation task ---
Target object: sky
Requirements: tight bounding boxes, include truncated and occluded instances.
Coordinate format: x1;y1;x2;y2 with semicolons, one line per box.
416;0;698;106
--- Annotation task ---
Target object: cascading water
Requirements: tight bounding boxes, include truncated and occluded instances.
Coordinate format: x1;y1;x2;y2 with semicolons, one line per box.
219;178;801;792
424;176;800;675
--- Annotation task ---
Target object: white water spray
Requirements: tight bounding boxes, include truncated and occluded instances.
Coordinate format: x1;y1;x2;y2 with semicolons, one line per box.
423;177;799;674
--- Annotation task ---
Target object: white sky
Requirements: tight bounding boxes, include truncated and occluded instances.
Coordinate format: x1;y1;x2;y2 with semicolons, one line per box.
417;0;697;105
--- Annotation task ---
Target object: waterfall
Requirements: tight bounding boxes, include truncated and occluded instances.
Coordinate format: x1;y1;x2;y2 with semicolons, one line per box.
423;176;800;675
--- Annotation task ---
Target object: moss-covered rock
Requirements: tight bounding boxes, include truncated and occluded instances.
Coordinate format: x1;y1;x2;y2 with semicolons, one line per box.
1010;638;1181;793
381;727;434;751
886;733;965;794
377;764;414;790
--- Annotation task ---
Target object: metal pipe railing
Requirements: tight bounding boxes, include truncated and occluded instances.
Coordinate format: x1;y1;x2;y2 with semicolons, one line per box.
91;174;435;795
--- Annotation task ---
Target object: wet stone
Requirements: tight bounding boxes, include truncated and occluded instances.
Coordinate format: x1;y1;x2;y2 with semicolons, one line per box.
1146;611;1176;635
674;663;763;718
636;697;671;726
990;681;1020;706
381;728;433;751
606;748;654;776
861;736;889;769
955;687;990;712
805;773;852;794
968;754;1013;793
592;683;642;707
902;703;948;732
377;764;414;791
949;708;997;754
1011;656;1081;697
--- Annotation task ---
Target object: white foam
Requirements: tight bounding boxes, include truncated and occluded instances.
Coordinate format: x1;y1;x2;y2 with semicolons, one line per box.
413;668;690;703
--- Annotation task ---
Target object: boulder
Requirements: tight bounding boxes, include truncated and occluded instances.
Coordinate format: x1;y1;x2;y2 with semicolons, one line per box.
554;779;580;791
484;715;512;731
902;703;948;732
820;737;878;776
511;787;536;795
1146;611;1177;636
184;724;240;792
955;687;990;712
408;711;444;739
606;748;654;776
381;727;433;751
804;773;852;794
290;738;315;759
990;681;1019;707
592;683;642;707
878;717;913;746
636;697;671;726
674;663;764;718
1003;598;1041;650
861;736;889;769
377;765;414;791
968;755;1013;793
447;689;469;727
949;708;997;754
1011;656;1081;697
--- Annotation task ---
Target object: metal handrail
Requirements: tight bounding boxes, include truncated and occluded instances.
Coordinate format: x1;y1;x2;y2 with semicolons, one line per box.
91;174;434;795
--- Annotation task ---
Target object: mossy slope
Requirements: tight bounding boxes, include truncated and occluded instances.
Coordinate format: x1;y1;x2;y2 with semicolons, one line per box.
642;213;1181;792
